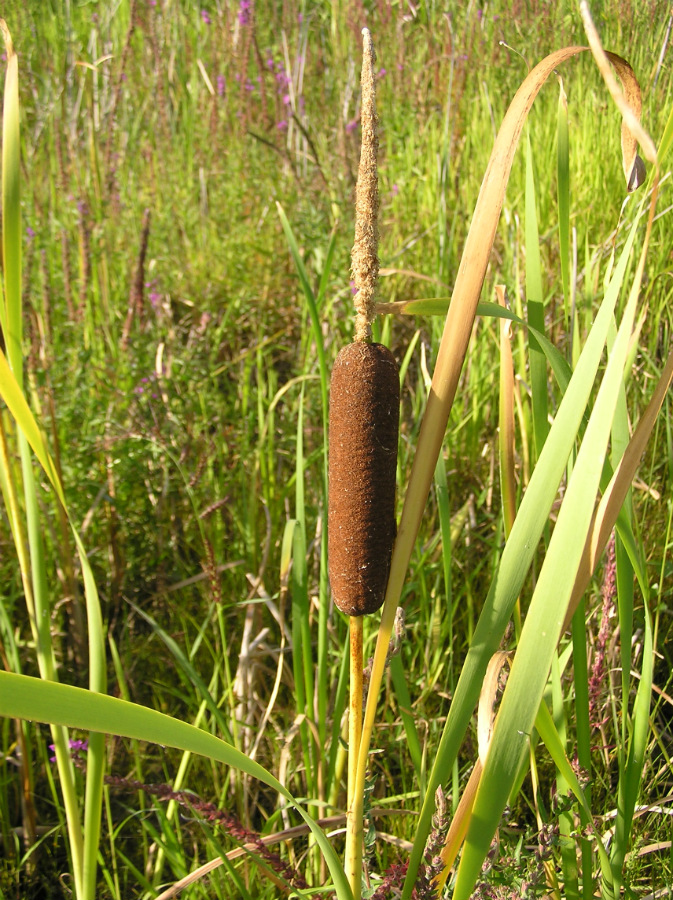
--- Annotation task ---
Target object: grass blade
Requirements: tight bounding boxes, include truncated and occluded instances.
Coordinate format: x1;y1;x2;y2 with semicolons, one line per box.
557;76;571;324
0;669;354;900
525;133;549;456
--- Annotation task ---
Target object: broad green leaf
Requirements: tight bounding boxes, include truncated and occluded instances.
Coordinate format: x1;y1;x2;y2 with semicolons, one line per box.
0;670;353;900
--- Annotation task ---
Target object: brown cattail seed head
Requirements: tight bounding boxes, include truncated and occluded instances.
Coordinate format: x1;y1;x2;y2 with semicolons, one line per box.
328;342;399;616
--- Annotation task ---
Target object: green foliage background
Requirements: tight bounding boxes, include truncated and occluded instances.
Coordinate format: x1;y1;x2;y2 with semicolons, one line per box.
0;1;672;897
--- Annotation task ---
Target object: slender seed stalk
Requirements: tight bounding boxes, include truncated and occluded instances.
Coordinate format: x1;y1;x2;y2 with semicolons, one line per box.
352;28;379;344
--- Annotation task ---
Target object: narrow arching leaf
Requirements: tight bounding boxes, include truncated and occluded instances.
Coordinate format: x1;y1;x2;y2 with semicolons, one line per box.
399;202;642;899
0;670;353;900
453;213;642;900
579;2;656;187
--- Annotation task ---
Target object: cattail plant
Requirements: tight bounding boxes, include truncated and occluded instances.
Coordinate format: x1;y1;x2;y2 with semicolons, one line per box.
328;29;399;619
327;28;399;900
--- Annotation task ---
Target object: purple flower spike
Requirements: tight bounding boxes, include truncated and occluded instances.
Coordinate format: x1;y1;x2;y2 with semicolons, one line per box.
201;9;211;24
48;738;89;763
345;118;359;135
217;74;225;97
238;0;251;26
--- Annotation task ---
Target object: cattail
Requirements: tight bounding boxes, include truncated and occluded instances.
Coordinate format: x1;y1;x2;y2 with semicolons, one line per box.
328;29;399;618
328;341;399;615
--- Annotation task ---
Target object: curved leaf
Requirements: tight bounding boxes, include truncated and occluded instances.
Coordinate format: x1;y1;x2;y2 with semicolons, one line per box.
0;670;353;900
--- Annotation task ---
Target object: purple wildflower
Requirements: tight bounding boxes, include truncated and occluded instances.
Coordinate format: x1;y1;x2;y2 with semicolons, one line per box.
377;67;387;78
145;279;161;310
201;9;211;25
588;536;617;730
277;119;288;131
26;224;36;241
238;0;251;26
216;74;225;97
345;118;359;135
49;739;89;763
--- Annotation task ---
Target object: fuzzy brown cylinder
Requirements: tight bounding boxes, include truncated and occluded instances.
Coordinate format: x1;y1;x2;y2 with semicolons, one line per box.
328;342;400;616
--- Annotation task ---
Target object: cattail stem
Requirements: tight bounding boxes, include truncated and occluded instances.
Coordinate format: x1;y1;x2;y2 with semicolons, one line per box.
331;28;395;900
345;615;364;899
